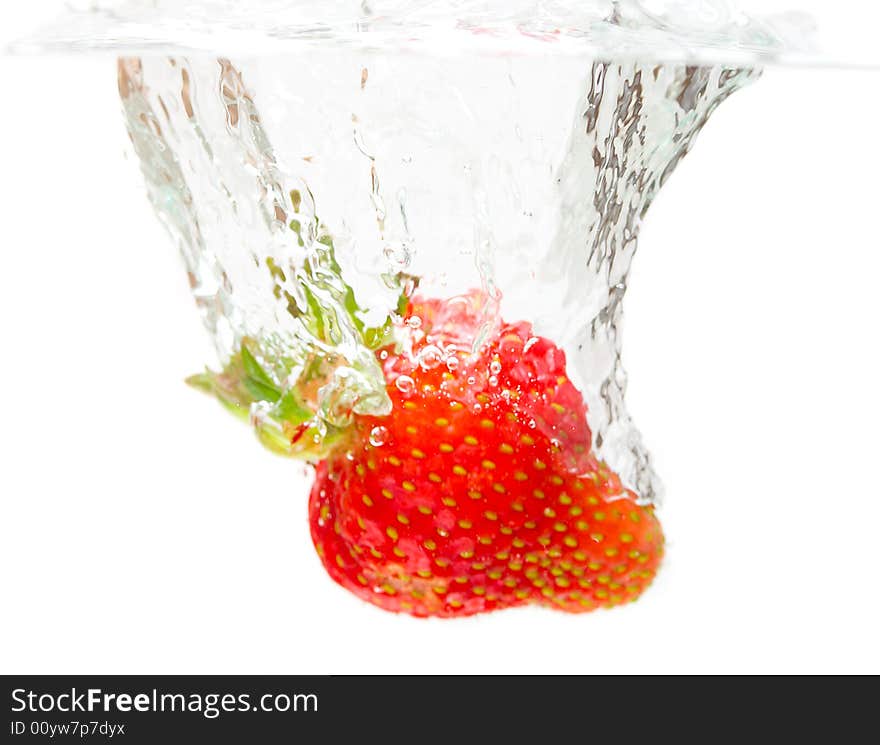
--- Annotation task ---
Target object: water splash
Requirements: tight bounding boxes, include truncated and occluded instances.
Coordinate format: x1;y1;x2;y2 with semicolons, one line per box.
15;1;825;66
557;62;760;503
118;56;393;447
119;49;756;501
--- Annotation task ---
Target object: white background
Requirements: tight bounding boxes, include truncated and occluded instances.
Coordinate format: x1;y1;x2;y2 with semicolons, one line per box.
1;3;879;674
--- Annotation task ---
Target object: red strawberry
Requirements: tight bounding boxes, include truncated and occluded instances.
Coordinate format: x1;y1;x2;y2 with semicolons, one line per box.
309;292;663;617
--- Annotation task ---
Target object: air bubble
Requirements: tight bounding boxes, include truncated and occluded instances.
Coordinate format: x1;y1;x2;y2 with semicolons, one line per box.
419;345;443;370
395;375;415;395
369;426;389;447
488;375;499;387
489;360;502;375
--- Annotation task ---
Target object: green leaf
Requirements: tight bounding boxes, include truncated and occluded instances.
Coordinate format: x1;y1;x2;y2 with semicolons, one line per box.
185;372;214;394
274;390;313;424
242;378;282;404
240;344;276;390
186;188;414;461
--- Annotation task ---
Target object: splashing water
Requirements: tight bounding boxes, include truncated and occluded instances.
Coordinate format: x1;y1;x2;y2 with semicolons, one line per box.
16;1;823;64
117;41;758;503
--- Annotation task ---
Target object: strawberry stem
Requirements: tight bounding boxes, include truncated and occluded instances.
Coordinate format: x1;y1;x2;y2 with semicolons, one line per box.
187;193;411;461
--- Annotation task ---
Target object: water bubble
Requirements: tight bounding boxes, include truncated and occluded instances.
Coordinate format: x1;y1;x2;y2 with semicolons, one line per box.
406;315;422;329
395;375;415;395
383;241;412;268
369;426;389;447
489;360;502;375
488;375;499;387
446;356;460;372
419;345;443;370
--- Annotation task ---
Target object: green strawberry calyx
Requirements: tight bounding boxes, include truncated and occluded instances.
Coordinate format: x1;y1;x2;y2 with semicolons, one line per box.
187;189;413;461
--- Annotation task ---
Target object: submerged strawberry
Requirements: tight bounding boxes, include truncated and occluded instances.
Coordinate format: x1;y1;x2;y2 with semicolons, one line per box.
189;194;663;617
308;292;663;616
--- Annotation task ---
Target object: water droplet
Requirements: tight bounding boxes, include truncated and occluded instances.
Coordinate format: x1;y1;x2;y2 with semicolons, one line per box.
446;356;459;372
419;345;443;370
466;376;476;386
383;241;412;268
489;360;502;375
379;350;388;360
488;375;499;387
369;426;389;447
395;375;415;395
474;403;482;413
528;418;537;429
406;316;422;329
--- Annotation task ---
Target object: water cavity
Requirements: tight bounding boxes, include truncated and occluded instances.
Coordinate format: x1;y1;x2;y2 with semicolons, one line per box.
118;51;757;503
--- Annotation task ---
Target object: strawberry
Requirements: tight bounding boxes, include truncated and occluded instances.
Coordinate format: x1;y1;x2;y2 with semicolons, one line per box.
188;193;663;617
308;292;663;616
